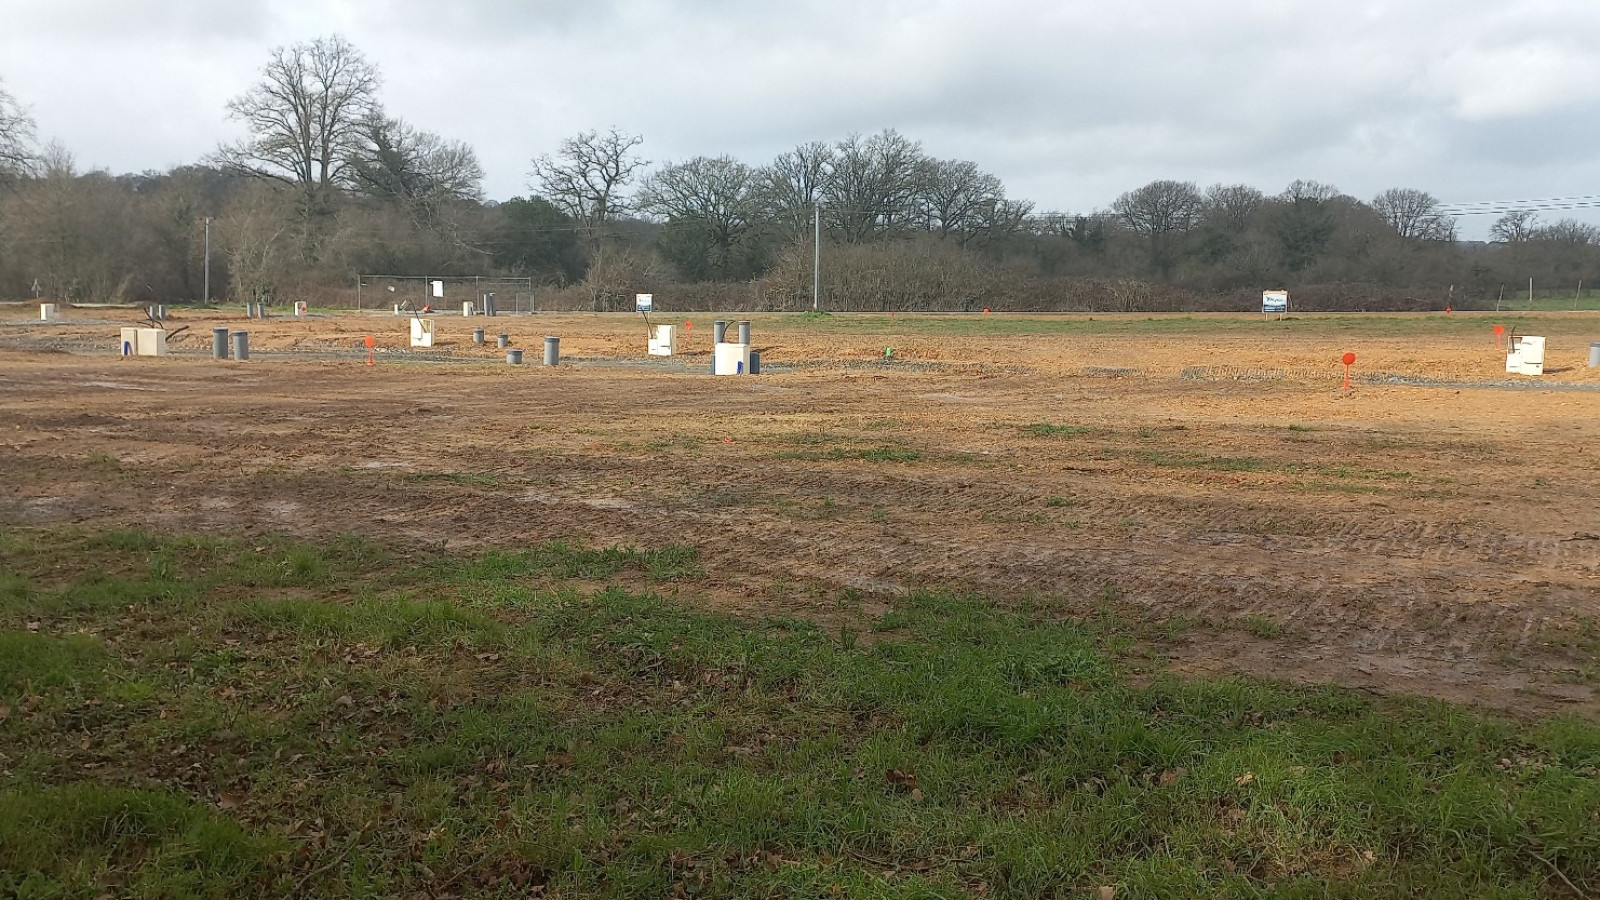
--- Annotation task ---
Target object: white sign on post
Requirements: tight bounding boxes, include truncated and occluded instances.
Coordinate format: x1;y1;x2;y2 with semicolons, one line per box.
636;293;654;313
1262;290;1289;314
431;280;444;299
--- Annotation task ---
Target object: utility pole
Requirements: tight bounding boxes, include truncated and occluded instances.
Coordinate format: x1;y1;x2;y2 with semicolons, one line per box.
812;202;821;312
203;217;213;306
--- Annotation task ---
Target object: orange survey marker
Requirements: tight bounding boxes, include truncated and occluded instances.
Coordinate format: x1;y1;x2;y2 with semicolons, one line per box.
364;334;375;366
1493;324;1505;349
1341;352;1356;392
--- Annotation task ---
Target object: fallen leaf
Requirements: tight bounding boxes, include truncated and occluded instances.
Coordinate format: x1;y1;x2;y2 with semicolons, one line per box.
218;792;244;810
1235;772;1255;786
885;768;919;791
335;695;355;707
1099;887;1116;900
910;788;924;803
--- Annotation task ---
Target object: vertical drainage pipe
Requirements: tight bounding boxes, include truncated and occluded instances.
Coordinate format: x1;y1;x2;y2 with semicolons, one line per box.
506;348;524;365
713;320;728;344
543;335;560;366
472;328;485;345
497;333;510;349
231;331;249;361
1589;342;1600;368
212;327;229;360
737;321;751;345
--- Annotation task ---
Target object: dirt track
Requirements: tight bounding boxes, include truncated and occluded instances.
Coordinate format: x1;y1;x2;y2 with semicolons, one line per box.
3;308;1598;716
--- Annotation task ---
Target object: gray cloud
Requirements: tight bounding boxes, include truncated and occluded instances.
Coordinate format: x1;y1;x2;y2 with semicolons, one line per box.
3;0;1599;237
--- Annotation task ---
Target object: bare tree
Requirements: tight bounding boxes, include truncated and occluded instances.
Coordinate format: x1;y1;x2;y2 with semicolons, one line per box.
1490;209;1539;243
756;141;834;238
914;158;1006;243
214;35;380;204
1371;188;1456;241
826;130;926;243
1270;180;1343;272
1532;218;1600;245
218;182;294;303
1202;184;1264;233
7;143;140;301
1280;179;1342;204
0;77;37;180
350;113;484;216
1115;180;1204;236
529;128;646;237
638;155;760;278
1112;179;1204;276
965;197;1034;249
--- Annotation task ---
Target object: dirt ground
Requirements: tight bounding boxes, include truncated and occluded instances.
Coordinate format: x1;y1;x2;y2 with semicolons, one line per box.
3;306;1598;717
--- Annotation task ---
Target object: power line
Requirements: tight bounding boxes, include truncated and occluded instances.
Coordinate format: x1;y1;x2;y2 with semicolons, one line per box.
1437;195;1600;216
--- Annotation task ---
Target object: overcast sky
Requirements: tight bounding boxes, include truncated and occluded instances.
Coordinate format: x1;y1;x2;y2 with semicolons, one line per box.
4;0;1599;238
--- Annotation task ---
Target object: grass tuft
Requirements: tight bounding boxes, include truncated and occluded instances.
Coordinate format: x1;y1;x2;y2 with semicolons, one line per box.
0;526;1595;898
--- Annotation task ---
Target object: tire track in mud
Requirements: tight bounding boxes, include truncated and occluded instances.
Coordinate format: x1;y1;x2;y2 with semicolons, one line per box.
3;354;1597;715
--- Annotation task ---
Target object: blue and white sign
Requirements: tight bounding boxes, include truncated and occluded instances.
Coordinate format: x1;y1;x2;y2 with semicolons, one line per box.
636;293;654;313
1262;290;1289;314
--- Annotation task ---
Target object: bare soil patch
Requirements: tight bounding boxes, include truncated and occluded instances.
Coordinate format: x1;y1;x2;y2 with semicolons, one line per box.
4;309;1598;715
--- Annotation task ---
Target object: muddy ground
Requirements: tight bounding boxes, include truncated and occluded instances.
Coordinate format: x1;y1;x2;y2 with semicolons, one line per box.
3;306;1598;717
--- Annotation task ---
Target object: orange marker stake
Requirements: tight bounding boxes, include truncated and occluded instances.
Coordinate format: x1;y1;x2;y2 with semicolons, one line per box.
1341;351;1356;392
364;334;375;367
1493;324;1505;349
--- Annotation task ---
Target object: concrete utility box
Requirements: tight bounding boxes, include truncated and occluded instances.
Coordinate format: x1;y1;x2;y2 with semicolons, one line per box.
137;328;167;356
713;340;750;376
40;303;58;321
1506;335;1546;376
293;301;308;316
462;301;476;317
120;327;166;357
648;324;677;357
410;318;436;348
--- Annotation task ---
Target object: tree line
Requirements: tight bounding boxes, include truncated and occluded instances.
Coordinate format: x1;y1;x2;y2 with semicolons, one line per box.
2;35;1597;312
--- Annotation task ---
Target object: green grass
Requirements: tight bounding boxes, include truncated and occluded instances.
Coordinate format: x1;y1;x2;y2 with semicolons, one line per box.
827;446;922;463
1;526;1598;898
1240;615;1285;639
402;471;504;487
768;310;1600;338
1495;291;1600;313
1144;451;1269;472
1024;423;1096;438
779;443;924;463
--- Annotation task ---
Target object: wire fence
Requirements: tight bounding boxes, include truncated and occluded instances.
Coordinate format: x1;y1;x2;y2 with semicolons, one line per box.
354;275;537;313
